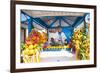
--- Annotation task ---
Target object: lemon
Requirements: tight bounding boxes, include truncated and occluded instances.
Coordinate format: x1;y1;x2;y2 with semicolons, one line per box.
22;49;29;55
28;44;34;50
29;50;36;55
33;44;37;48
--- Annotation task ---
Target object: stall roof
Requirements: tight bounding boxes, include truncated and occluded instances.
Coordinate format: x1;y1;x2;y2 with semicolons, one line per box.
21;10;86;29
22;10;84;17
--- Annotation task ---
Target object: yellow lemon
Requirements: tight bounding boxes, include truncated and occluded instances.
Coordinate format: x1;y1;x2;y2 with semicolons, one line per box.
29;50;36;55
22;49;29;55
33;44;37;48
28;44;34;50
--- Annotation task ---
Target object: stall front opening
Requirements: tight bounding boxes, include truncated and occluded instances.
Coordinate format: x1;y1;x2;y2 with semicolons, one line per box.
20;10;90;63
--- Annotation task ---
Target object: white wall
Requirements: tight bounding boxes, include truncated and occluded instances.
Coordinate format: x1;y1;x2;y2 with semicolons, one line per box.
0;0;100;73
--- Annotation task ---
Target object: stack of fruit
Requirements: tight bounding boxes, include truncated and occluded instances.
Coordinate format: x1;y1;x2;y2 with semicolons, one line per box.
72;28;90;60
43;45;69;51
21;29;47;63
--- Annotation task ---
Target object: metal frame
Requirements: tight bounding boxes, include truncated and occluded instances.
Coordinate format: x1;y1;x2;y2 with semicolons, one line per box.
21;11;86;29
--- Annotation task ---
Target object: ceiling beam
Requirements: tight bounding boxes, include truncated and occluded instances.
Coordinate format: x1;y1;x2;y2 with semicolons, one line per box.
62;17;72;25
49;18;58;28
33;18;49;29
21;11;49;29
